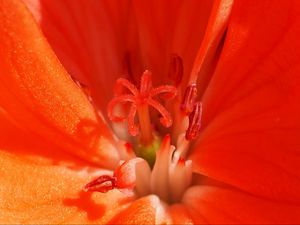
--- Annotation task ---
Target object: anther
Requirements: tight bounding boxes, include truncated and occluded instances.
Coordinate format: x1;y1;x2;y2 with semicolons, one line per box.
180;84;197;115
168;54;184;86
83;175;116;193
186;102;202;140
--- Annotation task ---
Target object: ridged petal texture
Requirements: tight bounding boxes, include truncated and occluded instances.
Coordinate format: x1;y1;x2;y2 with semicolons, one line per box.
190;0;300;223
1;0;300;224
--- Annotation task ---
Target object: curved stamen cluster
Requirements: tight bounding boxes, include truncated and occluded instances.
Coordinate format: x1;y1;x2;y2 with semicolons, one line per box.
84;66;204;204
107;70;177;141
84;134;192;203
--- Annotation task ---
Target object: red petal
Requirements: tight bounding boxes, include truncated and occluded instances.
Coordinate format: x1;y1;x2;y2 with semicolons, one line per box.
121;0;215;87
190;0;233;98
0;0;116;167
24;0;132;112
192;0;300;204
168;204;194;224
183;186;300;224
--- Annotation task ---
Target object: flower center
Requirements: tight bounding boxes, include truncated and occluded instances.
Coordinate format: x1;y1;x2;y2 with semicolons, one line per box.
84;60;203;203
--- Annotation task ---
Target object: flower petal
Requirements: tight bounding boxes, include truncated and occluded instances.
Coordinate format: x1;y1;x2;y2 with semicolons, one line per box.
192;0;300;203
190;0;233;98
24;0;132;112
168;204;195;224
108;195;165;224
0;150;128;224
183;186;300;224
123;0;215;87
0;0;117;167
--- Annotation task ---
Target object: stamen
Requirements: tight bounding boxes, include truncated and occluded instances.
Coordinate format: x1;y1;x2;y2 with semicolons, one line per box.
107;95;136;122
147;98;173;127
83;175;116;193
176;133;190;157
168;54;184;86
140;70;153;95
150;85;177;99
151;134;173;201
186;102;202;140
116;141;135;160
169;157;192;202
83;158;151;195
181;84;197;115
128;104;139;136
107;70;177;144
115;78;139;96
124;142;133;153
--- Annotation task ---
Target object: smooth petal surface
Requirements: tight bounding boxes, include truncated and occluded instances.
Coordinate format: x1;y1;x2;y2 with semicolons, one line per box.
190;0;233;98
0;150;128;224
168;204;194;224
108;195;163;224
183;186;300;224
25;0;215;101
0;0;117;168
131;0;214;88
192;0;300;208
24;0;132;112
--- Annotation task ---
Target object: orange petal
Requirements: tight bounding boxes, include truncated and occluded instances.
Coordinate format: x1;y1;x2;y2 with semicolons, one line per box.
0;0;117;168
183;186;300;224
191;0;300;203
24;0;132;112
108;195;165;224
0;150;129;224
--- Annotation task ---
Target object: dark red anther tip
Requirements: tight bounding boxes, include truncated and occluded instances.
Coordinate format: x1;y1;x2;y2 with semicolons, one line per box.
168;54;184;86
181;84;197;115
83;175;117;193
186;102;202;141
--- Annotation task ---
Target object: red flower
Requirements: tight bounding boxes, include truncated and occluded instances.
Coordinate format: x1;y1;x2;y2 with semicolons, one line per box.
1;0;300;224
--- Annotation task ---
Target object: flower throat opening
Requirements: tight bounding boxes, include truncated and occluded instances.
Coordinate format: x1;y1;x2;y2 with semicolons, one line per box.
84;59;203;203
107;70;177;166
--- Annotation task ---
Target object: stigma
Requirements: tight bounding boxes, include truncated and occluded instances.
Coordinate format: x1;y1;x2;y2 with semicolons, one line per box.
84;68;203;203
107;70;177;145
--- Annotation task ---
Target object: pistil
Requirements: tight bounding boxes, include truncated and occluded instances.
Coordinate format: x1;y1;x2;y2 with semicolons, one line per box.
86;67;204;203
107;70;177;157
